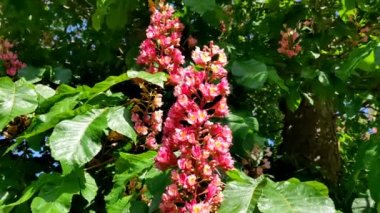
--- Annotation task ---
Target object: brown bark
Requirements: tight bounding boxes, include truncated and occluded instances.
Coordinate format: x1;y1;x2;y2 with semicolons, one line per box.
279;97;341;183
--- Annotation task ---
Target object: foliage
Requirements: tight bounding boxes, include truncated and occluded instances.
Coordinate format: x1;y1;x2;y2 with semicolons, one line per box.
0;0;380;212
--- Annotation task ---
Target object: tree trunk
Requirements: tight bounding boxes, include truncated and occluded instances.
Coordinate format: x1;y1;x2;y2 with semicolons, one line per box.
278;97;341;183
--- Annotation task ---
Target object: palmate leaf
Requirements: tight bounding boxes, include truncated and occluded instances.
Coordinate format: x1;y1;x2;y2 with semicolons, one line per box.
49;108;109;174
0;77;38;130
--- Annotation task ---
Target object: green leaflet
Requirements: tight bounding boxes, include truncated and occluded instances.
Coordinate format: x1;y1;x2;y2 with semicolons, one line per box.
49;108;109;174
107;106;137;142
0;77;38;131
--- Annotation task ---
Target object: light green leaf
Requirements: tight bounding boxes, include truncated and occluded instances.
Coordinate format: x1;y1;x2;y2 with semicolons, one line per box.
107;106;137;142
35;84;56;103
107;196;132;213
231;59;268;89
0;77;38;130
49;108;109;174
258;178;335;213
351;193;376;213
126;71;167;88
219;170;265;213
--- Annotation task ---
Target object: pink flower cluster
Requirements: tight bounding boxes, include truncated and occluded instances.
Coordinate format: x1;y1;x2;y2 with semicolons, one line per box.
132;2;185;149
156;42;233;213
277;28;302;58
0;38;26;76
137;2;184;85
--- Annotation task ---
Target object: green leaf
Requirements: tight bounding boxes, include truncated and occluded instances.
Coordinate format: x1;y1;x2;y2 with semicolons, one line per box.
374;45;380;66
0;181;41;212
267;67;288;91
301;68;320;80
51;67;72;84
219;170;265;213
351;192;376;213
318;71;330;86
286;90;301;112
231;59;268;89
336;41;376;80
368;143;380;204
107;196;132;213
106;151;156;208
257;178;335;213
35;84;56;104
0;77;38;130
38;84;80;113
31;171;98;213
126;71;168;88
107;106;137;142
145;168;171;213
228;113;263;158
184;0;216;15
17;96;80;141
90;72;130;94
17;66;46;83
49;108;109;174
339;0;356;21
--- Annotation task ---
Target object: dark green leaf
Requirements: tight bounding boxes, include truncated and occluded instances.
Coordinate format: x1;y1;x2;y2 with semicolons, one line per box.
184;0;216;15
336;41;376;80
231;59;268;89
17;66;46;83
51;67;72;84
267;67;288;91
